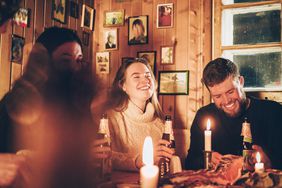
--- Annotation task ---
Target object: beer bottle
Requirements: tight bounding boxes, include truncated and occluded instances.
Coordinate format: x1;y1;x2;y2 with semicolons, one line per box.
241;117;254;174
96;113;112;181
158;115;172;182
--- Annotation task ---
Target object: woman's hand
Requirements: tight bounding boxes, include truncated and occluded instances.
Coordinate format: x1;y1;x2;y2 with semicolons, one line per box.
154;139;174;165
0;153;30;186
90;138;111;160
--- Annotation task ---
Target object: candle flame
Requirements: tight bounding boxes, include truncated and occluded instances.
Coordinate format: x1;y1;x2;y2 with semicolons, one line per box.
256;152;261;163
207;119;211;130
142;136;154;166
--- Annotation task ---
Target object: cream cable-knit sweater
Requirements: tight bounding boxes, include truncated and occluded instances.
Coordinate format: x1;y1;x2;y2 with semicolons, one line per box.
108;101;164;171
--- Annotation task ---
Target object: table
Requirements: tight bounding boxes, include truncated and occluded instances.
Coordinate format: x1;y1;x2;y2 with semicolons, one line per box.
97;171;140;188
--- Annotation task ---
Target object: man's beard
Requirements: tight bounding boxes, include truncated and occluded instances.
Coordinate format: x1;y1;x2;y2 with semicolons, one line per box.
218;95;248;118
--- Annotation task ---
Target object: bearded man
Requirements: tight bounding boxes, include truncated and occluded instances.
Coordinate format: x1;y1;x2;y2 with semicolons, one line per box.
185;58;282;170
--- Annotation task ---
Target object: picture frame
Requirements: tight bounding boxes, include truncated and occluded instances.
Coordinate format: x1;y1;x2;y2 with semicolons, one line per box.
157;3;174;28
158;70;189;95
81;4;95;31
96;52;110;74
69;1;79;19
137;51;157;75
11;35;25;63
82;31;90;46
128;15;148;45
161;46;174;65
104;9;125;27
13;8;30;28
104;28;118;50
121;57;134;64
52;0;67;24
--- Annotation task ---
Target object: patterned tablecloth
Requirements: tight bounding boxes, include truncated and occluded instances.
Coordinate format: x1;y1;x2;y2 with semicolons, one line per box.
98;155;282;188
163;155;282;188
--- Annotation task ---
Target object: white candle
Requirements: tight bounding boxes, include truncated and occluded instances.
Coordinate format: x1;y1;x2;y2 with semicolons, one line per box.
140;136;159;188
204;119;212;151
255;152;264;173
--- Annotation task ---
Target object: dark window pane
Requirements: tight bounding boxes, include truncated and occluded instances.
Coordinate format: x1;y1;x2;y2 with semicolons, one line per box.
234;52;282;88
223;0;272;5
233;10;280;44
235;0;269;3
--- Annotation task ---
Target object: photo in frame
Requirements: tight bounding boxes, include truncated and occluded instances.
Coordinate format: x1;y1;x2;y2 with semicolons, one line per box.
128;15;148;45
157;3;173;28
158;70;189;95
81;4;95;31
13;8;30;27
137;51;156;75
52;0;67;24
104;28;118;50
161;46;174;65
82;31;90;46
121;57;134;64
104;9;125;27
11;35;25;63
69;1;79;19
96;52;110;74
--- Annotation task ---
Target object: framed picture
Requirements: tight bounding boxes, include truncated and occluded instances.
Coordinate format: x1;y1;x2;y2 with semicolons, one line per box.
81;4;95;31
69;1;79;19
158;70;189;95
96;52;110;74
52;0;67;24
82;31;90;46
161;46;174;65
104;28;118;50
128;15;148;45
121;57;134;64
157;3;173;28
104;9;125;27
13;8;30;28
137;51;156;74
11;35;25;63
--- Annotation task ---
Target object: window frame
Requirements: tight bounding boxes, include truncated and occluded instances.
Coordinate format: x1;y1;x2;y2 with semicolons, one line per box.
213;0;282;91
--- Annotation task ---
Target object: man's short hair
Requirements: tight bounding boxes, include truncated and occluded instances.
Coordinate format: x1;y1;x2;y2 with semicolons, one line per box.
202;58;239;87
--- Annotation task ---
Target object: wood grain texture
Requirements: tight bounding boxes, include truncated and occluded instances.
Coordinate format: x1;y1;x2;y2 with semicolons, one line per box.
0;0;94;99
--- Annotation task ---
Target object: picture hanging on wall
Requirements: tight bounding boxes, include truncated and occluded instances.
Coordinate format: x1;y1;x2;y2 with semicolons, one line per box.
137;51;156;75
158;70;189;95
81;4;95;31
52;0;67;24
128;15;148;45
69;1;79;19
161;46;174;65
104;28;118;50
13;8;30;28
96;52;110;74
104;9;125;27
11;35;25;63
157;3;173;28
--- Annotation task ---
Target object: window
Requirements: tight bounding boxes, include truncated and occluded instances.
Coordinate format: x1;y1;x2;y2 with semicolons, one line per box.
213;0;282;91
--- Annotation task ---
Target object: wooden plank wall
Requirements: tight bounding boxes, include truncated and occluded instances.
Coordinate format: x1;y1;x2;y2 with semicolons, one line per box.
93;0;212;158
0;0;212;158
0;0;94;98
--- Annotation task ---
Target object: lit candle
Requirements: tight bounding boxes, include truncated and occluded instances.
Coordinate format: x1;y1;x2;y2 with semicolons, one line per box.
255;152;264;173
204;119;212;151
140;136;159;188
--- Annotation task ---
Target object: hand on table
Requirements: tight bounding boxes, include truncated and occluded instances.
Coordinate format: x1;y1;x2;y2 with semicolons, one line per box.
0;153;30;187
211;151;223;168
